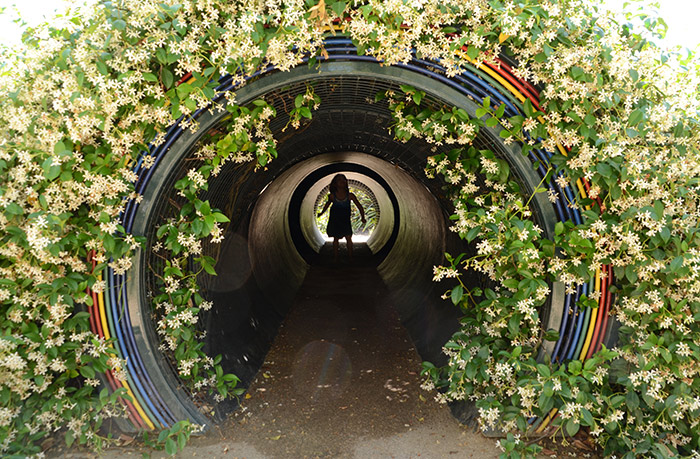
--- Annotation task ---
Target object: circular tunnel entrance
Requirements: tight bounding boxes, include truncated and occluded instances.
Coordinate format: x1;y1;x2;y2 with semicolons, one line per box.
124;57;559;427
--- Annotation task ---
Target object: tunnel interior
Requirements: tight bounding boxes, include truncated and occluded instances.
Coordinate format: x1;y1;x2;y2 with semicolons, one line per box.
138;61;554;420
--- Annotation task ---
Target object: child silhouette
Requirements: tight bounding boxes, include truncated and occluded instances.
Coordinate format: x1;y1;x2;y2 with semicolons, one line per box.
318;174;366;261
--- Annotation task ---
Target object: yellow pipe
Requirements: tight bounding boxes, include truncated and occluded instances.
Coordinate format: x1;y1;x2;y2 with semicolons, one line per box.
578;269;601;360
97;276;110;341
455;50;528;105
535;407;559;433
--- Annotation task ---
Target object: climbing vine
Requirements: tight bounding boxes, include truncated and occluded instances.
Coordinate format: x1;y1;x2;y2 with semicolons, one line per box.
0;0;698;457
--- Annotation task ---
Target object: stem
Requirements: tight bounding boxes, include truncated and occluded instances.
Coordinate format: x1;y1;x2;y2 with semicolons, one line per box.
523;165;552;211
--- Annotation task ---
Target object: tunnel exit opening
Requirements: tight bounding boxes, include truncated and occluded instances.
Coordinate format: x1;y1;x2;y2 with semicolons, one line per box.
313;178;379;244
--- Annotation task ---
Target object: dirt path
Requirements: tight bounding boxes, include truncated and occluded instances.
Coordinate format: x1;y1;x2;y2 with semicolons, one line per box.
62;244;499;458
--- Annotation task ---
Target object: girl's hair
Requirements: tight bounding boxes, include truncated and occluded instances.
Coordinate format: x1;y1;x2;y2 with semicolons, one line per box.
329;174;349;195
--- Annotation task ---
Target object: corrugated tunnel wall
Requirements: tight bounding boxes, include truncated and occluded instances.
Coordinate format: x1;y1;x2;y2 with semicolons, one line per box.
118;52;581;430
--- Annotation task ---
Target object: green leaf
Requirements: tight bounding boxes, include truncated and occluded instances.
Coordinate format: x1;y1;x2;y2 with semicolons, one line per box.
502;278;519;290
555;221;565;236
629;109;644;126
162;68;174;89
331;1;347;17
498;159;510;183
200;258;217;276
543;381;554;397
54;140;70;155
413;91;423;105
466;226;480;242
451;285;464;305
539;392;554;413
581;409;594;427
157;224;170;238
203;215;215;235
660;348;672;363
177;431;187;451
4;202;23;216
165;438;177;456
199;200;211;216
184;98;196;111
670;256;684;272
299;107;312;119
508;314;521;335
96;60;109;75
571;66;584;79
156;48;168;64
565;419;580;436
213;212;230;223
543;329;559;341
65;430;75;447
176;83;193;99
626;390;639;410
495;104;506;118
158;429;169;443
80;365;96;379
44;163;61;181
596;162;612;178
568;359;582;374
629;68;639;82
485;117;499;128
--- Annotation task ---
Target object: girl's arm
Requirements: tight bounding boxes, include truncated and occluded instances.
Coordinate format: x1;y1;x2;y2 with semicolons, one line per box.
350;193;366;223
318;194;332;216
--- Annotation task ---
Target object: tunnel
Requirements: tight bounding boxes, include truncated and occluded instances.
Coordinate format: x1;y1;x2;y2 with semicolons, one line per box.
95;40;614;431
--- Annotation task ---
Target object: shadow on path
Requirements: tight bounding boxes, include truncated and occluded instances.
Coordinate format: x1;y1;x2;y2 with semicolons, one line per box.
193;242;496;458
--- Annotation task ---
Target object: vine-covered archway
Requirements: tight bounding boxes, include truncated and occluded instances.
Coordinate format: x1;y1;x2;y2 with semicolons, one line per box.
1;1;699;457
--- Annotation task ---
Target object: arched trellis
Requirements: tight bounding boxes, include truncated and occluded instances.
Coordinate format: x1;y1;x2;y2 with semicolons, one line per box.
86;36;614;431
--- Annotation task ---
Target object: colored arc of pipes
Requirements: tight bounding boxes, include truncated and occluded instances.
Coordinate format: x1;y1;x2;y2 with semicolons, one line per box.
461;48;612;364
86;33;613;432
86;252;154;430
457;46;613;430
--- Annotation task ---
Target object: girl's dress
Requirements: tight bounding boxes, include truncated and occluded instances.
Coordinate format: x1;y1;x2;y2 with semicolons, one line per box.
327;194;352;238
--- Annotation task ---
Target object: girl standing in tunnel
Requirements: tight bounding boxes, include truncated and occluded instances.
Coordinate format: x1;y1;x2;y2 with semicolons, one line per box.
318;174;366;261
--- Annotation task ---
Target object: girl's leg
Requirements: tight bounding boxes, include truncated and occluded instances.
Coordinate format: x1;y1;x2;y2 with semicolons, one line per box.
333;237;339;261
346;235;353;260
